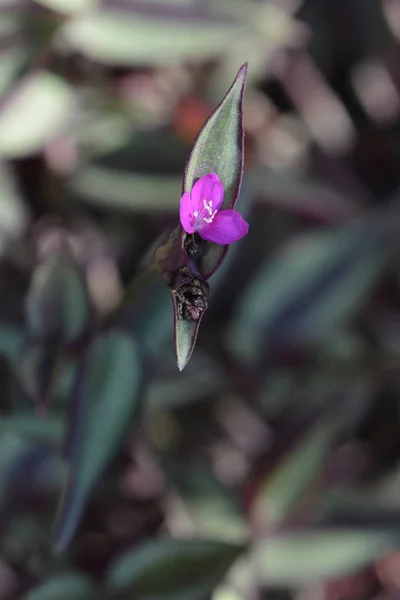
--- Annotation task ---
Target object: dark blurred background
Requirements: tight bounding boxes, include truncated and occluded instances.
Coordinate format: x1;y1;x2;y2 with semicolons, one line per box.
1;1;400;599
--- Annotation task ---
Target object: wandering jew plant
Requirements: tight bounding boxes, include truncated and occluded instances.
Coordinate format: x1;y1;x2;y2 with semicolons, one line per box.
6;3;400;595
156;63;248;371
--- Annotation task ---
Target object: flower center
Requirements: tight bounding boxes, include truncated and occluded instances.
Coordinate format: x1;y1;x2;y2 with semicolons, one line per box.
192;198;218;230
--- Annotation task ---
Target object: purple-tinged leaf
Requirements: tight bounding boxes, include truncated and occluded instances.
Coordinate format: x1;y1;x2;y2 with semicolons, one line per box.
53;330;142;551
182;63;248;279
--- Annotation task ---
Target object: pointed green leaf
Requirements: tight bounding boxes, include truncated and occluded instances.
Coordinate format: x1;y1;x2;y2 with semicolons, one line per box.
26;255;90;344
174;317;203;373
183;63;247;279
53;330;142;551
107;537;244;600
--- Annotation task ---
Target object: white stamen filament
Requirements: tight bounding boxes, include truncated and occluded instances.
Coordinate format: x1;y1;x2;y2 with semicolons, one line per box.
203;209;217;224
203;198;213;215
192;198;217;229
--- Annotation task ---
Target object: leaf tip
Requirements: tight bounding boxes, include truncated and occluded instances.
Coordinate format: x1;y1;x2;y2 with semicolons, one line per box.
175;324;197;372
235;62;248;88
174;315;203;372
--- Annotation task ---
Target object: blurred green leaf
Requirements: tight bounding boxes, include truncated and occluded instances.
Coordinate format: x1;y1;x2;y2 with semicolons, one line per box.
2;514;49;565
0;434;62;512
25;572;96;600
319;486;400;529
146;352;226;411
208;2;304;102
57;12;246;66
0;433;30;505
0;415;64;446
183;63;247;279
0;47;26;98
0;164;29;243
0;325;23;359
106;537;244;600
14;340;60;407
34;0;95;15
253;168;359;224
254;529;395;584
227;224;387;364
0;15;19;37
14;340;77;412
172;469;249;543
251;414;338;527
54;329;142;551
182;497;248;543
71;167;182;213
0;71;73;158
134;282;174;359
25;255;90;344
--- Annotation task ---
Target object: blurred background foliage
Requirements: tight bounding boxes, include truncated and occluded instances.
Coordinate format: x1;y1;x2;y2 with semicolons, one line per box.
1;0;400;599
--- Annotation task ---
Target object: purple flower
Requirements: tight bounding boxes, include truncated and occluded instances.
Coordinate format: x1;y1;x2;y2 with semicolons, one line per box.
180;173;249;245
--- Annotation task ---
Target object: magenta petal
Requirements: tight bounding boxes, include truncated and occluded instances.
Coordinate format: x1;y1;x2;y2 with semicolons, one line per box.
191;173;224;212
199;209;249;244
180;191;195;233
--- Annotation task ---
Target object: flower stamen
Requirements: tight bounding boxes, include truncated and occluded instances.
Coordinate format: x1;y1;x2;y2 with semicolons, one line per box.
203;199;213;216
203;209;217;224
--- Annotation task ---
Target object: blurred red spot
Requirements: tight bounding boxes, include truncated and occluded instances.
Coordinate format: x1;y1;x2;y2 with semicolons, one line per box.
173;95;212;144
